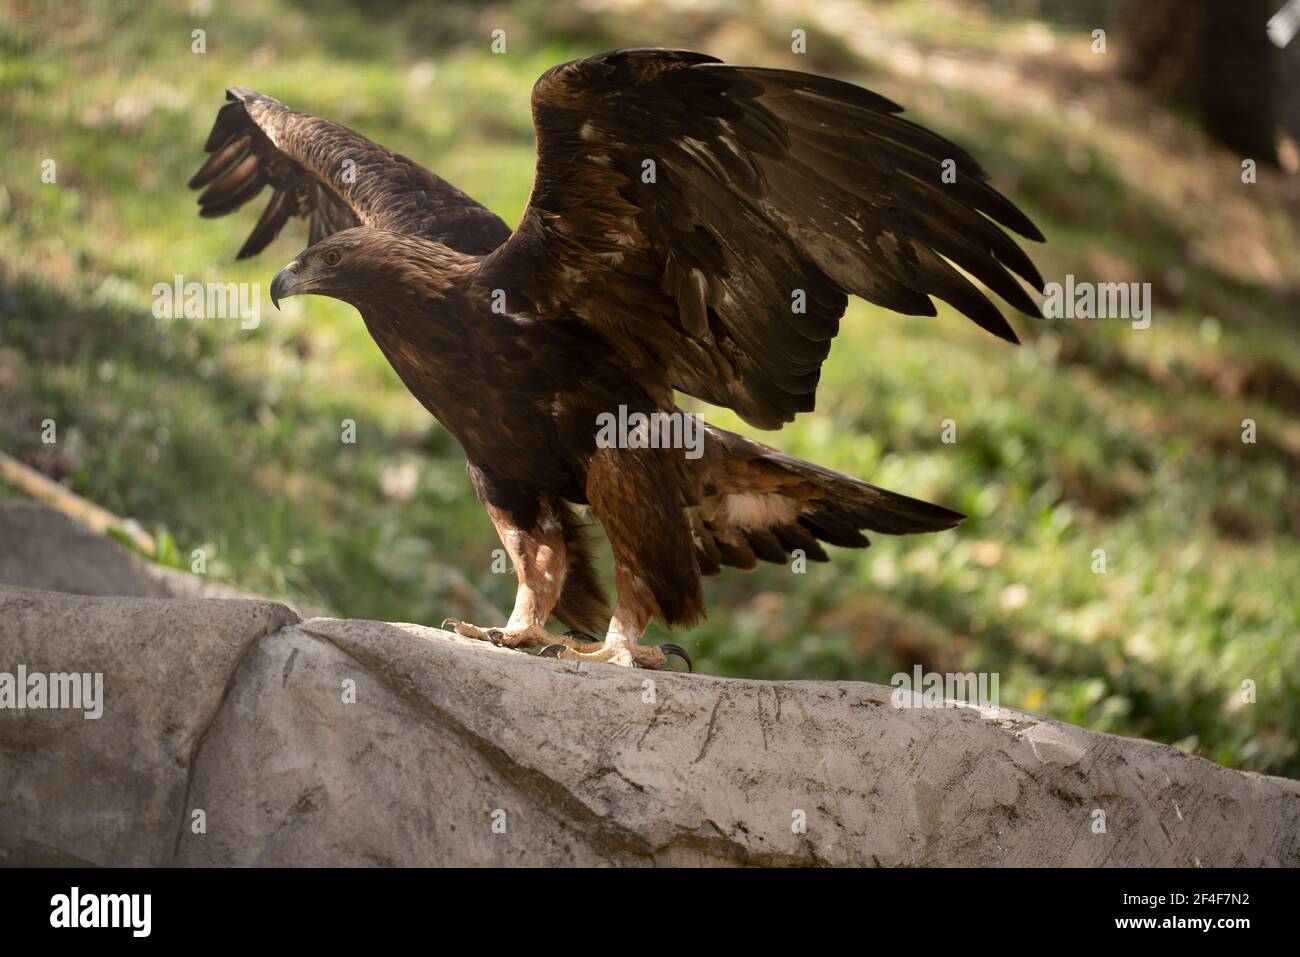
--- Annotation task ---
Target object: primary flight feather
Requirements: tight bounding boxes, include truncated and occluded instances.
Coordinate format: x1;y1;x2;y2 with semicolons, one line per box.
190;48;1043;670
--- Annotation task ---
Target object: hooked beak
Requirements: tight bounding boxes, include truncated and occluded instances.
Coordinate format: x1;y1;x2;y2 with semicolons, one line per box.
270;261;301;311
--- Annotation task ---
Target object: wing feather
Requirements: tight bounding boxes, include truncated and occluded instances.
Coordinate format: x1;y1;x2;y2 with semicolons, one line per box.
190;89;511;258
479;49;1045;428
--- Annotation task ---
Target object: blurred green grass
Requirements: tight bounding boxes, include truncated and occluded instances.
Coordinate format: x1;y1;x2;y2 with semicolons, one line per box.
2;0;1298;776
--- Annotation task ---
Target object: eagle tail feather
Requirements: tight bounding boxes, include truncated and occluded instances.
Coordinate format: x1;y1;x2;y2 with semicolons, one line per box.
694;427;963;574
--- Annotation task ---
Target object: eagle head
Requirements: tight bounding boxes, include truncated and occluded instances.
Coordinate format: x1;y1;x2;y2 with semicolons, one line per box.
271;228;473;310
270;229;369;309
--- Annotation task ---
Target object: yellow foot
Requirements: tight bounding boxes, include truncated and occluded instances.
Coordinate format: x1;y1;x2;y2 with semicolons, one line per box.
536;633;693;671
439;619;590;652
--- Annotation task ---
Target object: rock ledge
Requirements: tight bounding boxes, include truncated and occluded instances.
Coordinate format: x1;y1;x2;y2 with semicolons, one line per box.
1;504;1297;866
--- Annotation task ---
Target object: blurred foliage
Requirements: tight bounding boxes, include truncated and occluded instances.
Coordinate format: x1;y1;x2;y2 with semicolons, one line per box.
1;0;1298;776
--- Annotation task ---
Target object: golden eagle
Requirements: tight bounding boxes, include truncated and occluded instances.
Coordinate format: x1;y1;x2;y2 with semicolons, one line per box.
190;49;1043;670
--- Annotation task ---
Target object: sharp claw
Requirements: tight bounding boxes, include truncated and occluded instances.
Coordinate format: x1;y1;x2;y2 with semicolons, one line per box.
440;618;459;631
659;643;693;672
564;630;596;642
537;643;567;658
486;628;505;647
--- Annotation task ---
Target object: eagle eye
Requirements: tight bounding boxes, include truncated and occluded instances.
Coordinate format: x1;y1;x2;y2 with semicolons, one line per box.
321;249;342;267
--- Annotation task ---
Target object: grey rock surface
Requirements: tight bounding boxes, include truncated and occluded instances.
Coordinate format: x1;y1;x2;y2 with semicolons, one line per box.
0;582;1297;866
0;501;319;612
0;585;297;865
0;501;254;602
1;502;1298;866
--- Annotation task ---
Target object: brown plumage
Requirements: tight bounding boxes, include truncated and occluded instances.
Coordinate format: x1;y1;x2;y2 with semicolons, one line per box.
190;48;1044;669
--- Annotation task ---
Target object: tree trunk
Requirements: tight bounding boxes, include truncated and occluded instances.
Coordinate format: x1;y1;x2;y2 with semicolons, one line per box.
1120;0;1278;163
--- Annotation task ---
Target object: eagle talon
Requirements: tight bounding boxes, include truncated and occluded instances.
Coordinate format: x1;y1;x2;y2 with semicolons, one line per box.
537;643;568;658
564;630;597;642
659;643;693;672
487;628;505;647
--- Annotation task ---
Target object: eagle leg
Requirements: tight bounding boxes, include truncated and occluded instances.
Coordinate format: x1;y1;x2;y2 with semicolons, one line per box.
439;496;599;654
537;639;692;671
440;618;562;649
538;446;701;670
536;638;655;666
532;557;694;670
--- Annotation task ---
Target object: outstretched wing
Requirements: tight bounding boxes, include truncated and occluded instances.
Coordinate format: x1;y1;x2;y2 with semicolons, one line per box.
189;88;511;258
479;49;1044;429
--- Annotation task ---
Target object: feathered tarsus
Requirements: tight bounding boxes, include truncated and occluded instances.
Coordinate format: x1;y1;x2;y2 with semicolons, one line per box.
191;48;1043;669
